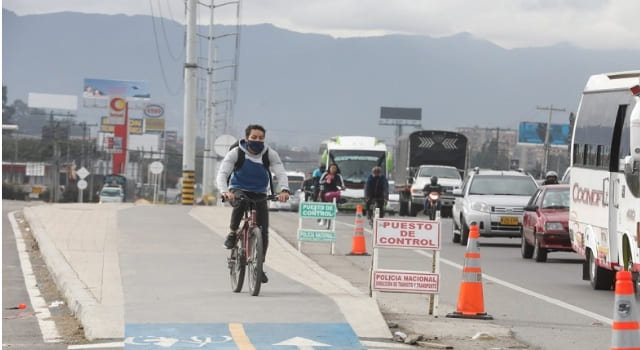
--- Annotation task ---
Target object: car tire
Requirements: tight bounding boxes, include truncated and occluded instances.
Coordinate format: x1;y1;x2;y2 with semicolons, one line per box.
452;232;461;243
521;228;533;259
533;233;547;262
460;218;470;246
440;205;452;218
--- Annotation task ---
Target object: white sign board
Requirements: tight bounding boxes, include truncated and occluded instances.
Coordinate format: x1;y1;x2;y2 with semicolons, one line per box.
372;269;440;293
374;218;441;250
77;179;88;190
76;167;90;179
149;161;164;174
25;162;45;176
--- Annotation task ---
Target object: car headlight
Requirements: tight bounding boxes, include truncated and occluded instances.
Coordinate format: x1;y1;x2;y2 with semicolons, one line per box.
545;222;564;231
470;201;491;213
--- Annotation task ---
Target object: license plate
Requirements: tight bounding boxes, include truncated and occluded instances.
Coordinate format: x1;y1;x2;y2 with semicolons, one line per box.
500;216;519;225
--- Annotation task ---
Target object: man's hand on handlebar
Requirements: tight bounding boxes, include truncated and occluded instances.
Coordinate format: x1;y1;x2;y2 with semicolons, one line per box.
278;190;290;202
221;192;235;202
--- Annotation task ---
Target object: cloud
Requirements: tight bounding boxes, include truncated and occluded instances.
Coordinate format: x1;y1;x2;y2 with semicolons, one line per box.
3;0;640;50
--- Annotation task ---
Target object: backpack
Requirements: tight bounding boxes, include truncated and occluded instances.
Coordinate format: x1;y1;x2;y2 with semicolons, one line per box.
228;141;275;195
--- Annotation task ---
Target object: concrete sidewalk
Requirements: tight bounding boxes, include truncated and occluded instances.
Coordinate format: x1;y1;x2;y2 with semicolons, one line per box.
21;203;524;349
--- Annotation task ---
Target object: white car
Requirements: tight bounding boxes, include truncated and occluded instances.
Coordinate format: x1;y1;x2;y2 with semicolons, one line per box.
270;171;306;212
99;186;124;204
452;168;538;245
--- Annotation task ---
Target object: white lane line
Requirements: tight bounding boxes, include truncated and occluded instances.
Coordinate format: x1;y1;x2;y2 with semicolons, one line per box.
67;342;124;349
8;211;62;342
340;218;613;325
414;249;614;325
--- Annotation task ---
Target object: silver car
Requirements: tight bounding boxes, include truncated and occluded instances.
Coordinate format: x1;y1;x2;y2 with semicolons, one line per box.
452;169;538;245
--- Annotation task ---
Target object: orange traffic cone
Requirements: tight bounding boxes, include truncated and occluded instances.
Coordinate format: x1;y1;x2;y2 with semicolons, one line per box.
348;205;369;256
446;224;493;320
611;270;640;350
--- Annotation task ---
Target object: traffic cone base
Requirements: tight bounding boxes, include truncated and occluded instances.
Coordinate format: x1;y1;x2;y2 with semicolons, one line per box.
446;224;492;320
348;235;369;256
611;270;640;350
348;205;369;256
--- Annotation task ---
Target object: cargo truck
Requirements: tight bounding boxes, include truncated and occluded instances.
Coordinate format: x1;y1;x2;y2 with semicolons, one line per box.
392;130;469;217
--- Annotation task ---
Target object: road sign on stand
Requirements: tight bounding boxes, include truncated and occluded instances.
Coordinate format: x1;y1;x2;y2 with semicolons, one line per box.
297;201;337;254
370;217;442;316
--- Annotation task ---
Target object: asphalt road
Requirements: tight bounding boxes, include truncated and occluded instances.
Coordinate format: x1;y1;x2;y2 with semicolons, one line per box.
268;209;616;350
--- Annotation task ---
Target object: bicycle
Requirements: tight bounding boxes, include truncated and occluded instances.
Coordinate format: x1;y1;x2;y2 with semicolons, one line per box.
224;192;278;296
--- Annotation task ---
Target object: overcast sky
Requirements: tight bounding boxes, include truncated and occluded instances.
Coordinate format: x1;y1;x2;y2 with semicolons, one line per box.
3;0;639;50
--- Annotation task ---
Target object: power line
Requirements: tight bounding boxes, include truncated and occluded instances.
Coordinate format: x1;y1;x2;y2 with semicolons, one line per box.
149;0;183;96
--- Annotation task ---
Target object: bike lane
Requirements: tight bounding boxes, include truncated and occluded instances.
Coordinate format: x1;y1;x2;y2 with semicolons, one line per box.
118;206;373;349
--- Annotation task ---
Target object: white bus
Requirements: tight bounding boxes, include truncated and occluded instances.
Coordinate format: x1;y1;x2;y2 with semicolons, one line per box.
320;136;389;209
569;71;640;290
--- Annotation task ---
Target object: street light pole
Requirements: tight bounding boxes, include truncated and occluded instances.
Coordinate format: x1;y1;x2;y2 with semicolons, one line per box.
537;105;566;177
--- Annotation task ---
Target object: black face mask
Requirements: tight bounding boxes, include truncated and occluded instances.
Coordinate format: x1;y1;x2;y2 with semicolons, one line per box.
247;140;265;153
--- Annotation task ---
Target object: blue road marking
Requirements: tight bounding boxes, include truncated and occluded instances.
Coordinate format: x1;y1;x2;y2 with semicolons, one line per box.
124;323;365;349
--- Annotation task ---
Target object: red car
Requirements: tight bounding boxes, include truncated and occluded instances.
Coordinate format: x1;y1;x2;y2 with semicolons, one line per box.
521;184;572;262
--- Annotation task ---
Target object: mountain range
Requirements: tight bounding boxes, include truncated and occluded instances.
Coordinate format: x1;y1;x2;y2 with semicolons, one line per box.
3;8;639;149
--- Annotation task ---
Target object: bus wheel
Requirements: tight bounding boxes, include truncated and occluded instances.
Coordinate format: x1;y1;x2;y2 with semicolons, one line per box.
589;250;613;290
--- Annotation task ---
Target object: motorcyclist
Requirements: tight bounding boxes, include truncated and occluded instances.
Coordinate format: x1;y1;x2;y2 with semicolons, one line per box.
422;176;443;216
543;170;559;185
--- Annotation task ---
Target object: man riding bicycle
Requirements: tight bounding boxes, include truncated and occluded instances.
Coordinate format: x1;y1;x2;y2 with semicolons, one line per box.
216;124;290;283
364;166;389;221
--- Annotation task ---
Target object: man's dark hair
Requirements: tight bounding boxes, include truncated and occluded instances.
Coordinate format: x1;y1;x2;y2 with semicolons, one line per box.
245;124;266;137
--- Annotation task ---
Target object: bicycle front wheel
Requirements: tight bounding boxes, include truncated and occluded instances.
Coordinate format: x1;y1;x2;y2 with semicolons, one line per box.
229;245;245;293
247;227;264;296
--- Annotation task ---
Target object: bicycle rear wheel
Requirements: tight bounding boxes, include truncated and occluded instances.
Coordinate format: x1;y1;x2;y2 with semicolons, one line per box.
247;227;264;296
229;245;245;293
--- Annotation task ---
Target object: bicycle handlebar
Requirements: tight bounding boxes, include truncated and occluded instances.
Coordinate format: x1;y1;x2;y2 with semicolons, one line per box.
220;192;280;203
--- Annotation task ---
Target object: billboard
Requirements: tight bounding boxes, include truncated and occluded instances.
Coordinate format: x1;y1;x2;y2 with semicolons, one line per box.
380;107;421;121
517;122;570;146
83;78;150;99
28;93;78;110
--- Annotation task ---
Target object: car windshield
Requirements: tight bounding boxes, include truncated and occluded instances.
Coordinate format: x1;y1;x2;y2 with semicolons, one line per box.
542;188;570;209
101;188;122;197
469;176;537;196
287;176;304;192
418;167;460;179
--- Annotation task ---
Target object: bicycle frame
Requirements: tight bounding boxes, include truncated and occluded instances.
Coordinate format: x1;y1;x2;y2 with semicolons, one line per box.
228;193;277;296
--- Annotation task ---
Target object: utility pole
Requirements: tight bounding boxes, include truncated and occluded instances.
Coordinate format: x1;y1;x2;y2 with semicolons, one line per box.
181;0;198;205
202;2;217;198
537;105;566;177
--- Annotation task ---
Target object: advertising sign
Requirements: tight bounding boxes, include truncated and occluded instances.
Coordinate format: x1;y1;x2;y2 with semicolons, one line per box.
517;122;570;146
108;96;127;125
144;118;166;133
129;118;143;135
101;116;143;134
374;218;440;250
143;103;165;118
83;78;151;99
372;269;439;293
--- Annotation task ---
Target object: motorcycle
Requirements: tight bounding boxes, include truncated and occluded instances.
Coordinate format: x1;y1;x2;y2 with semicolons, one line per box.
425;191;440;220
